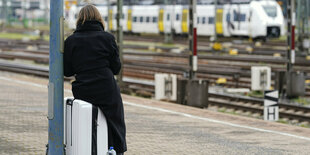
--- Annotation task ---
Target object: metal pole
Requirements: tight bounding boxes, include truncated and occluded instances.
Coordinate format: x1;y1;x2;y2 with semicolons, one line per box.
22;0;26;28
117;0;124;87
286;0;292;72
7;0;11;26
214;0;218;41
291;0;296;65
45;0;49;24
48;0;64;154
286;0;295;97
2;0;7;25
307;0;310;54
189;0;197;79
296;0;303;52
107;0;110;32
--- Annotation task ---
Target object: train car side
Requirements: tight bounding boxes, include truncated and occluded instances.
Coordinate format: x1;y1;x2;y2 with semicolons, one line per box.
67;1;285;39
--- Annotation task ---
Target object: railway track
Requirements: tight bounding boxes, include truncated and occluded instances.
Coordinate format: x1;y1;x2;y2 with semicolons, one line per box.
0;59;309;124
2;28;287;47
0;40;310;95
0;38;309;123
0;34;289;57
208;92;310;123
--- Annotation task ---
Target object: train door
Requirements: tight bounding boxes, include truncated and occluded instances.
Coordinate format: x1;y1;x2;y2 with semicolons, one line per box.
108;7;113;31
127;7;132;32
164;5;172;34
173;5;182;35
215;8;224;35
122;6;128;32
158;8;164;33
181;8;188;34
229;4;249;36
239;5;250;36
222;4;232;37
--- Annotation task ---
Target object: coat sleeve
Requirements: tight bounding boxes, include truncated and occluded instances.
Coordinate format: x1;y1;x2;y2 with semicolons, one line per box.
63;38;74;77
109;36;121;75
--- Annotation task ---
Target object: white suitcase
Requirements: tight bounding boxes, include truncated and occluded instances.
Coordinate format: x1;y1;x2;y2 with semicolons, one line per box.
64;98;108;155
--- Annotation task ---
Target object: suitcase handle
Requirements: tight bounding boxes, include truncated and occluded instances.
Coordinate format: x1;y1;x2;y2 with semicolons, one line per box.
64;98;74;148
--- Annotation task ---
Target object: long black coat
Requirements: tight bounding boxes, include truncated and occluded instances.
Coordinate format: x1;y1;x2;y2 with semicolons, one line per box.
63;21;127;153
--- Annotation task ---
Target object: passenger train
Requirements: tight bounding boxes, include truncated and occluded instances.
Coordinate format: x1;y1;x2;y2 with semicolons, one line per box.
67;0;285;39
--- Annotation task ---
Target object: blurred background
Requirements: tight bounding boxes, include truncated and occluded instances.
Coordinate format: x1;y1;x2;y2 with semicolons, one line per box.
0;1;310;154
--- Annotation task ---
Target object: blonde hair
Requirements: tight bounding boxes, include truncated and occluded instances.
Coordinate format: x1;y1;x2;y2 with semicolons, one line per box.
76;4;105;27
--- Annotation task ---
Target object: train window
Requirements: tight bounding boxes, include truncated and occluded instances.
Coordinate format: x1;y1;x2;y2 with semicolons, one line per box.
167;14;170;21
153;17;157;23
197;17;200;24
140;16;143;22
122;13;125;19
208;17;214;24
263;5;277;18
146;17;150;23
75;14;78;19
239;14;246;21
176;14;180;21
133;16;137;22
233;11;246;22
202;17;206;24
104;16;108;21
114;14;117;19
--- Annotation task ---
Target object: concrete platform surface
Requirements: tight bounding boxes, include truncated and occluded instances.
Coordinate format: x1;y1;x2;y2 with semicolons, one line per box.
0;71;310;155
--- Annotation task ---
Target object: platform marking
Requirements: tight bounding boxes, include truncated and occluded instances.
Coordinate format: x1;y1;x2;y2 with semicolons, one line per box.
124;101;310;142
0;75;309;142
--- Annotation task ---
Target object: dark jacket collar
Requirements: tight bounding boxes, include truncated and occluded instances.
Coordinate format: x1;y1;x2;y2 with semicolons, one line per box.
75;20;104;33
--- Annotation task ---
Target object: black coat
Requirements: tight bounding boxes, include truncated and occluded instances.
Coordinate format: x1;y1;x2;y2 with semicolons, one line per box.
63;21;127;153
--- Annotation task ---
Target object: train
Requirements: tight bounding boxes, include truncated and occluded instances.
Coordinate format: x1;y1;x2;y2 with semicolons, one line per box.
70;0;285;39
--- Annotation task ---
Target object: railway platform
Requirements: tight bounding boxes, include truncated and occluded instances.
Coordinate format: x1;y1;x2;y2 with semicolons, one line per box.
0;71;310;154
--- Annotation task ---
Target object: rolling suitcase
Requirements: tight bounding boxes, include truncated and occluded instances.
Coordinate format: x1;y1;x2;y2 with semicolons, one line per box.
64;98;108;155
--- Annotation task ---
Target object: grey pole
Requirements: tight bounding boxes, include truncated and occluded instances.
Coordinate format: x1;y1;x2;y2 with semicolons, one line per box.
44;0;49;24
286;0;292;97
117;0;124;87
305;0;310;54
107;0;110;32
214;0;218;41
0;0;3;29
2;0;7;25
286;0;296;97
7;0;12;26
22;0;26;28
296;0;303;52
48;0;64;154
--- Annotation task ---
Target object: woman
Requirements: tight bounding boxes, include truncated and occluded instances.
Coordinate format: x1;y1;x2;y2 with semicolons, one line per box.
63;4;127;154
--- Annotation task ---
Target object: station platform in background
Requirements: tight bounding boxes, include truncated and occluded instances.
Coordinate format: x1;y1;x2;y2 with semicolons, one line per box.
0;71;310;154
